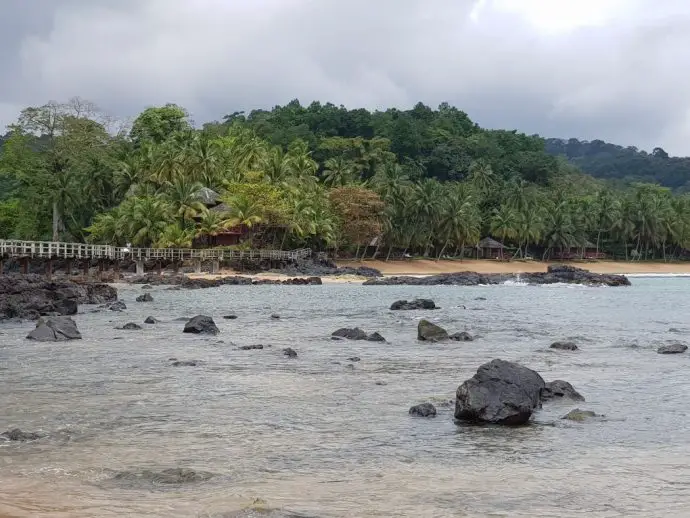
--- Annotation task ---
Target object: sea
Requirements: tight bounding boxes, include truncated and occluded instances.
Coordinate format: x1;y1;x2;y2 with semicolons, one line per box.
1;277;689;517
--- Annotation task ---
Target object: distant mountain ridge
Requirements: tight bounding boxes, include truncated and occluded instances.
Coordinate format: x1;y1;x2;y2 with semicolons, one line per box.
544;138;690;190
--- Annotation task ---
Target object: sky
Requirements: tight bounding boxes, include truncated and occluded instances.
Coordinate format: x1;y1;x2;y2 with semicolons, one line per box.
1;0;690;154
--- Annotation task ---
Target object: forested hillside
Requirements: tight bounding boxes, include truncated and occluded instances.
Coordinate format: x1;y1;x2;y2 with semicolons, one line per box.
0;98;688;260
545;138;690;190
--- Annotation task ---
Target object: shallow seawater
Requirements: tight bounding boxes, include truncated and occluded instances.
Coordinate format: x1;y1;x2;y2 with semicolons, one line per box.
1;279;690;517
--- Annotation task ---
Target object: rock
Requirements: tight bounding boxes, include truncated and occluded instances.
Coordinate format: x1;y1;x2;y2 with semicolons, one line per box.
75;283;118;305
669;327;682;333
375;381;387;386
144;316;159;324
119;322;142;330
348;356;361;362
110;468;214;486
363;266;630;287
271;314;280;319
332;327;368;340
409;403;437;417
170;360;200;367
0;275;91;320
223;315;238;320
449;331;474;342
1;428;41;441
550;341;578;351
455;359;545;425
136;292;154;303
474;297;487;301
366;331;386;342
562;409;601;422
141;285;153;290
239;344;264;350
390;298;436;310
106;300;127;312
542;380;585;401
283;347;298;358
657;343;688;354
417;319;449;342
26;316;82;342
183;315;219;335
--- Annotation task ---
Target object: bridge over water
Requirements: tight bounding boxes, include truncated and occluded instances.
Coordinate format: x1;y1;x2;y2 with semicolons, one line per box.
0;240;311;277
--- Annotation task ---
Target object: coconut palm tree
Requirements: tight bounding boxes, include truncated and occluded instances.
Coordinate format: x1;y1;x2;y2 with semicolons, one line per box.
165;177;206;227
121;197;172;247
322;157;357;187
490;204;518;258
155;223;194;248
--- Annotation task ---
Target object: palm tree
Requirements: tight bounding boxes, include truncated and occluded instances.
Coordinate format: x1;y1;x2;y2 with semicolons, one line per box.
490;204;518;258
165;177;206;227
542;200;576;259
121;197;172;246
221;194;264;235
155;224;194;248
322;157;356;187
437;184;481;259
514;205;543;258
468;160;495;194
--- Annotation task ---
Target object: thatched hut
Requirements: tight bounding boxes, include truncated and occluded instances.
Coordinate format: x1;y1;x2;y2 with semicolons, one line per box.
476;237;505;259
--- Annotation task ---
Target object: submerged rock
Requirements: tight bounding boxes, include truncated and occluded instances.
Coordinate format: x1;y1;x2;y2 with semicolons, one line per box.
239;344;264;350
26;316;82;342
136;292;154;303
110;468;214;487
170;360;200;367
348;356;361;362
541;380;585;401
417;319;449;342
366;331;386;342
390;298;436;310
144;316;159;324
550;341;578;351
657;343;688;354
270;314;281;320
562;409;602;422
105;300;127;312
332;328;368;340
455;359;545;425
183;315;219;335
409;402;437;417
1;428;41;441
283;347;298;358
118;322;142;330
449;331;474;342
223;315;238;320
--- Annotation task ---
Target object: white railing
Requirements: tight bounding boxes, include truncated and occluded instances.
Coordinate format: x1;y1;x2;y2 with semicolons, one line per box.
0;240;311;262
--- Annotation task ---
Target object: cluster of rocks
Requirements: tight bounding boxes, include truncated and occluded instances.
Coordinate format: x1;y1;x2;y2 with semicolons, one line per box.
418;319;473;342
0;274;117;320
332;328;385;342
270;257;382;278
364;265;630;287
125;274;322;289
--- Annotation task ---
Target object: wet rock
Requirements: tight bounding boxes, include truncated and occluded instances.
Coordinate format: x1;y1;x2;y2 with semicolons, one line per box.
409;402;437;417
449;331;474;342
118;322;142;330
283;347;298;358
375;381;388;386
474;297;487;301
1;428;41;441
141;285;153;290
562;409;601;422
417;320;449;342
239;344;264;350
170;360;200;367
365;331;386;342
390;298;436;310
348;356;361;362
110;468;214;486
105;300;127;312
657;343;688;354
223;315;238;320
271;314;280;319
550;341;578;351
332;327;368;340
75;283;118;305
183;315;219;335
0;275;90;320
542;380;585;401
136;292;154;303
144;316;159;324
26;316;82;342
455;359;545;425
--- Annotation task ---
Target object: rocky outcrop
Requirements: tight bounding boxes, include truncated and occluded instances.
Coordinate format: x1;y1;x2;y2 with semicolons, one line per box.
0;275;113;320
271;257;382;278
657;343;688;354
409;403;437;417
450;331;474;342
103;300;127;312
252;277;323;285
455;359;545;425
26;316;82;342
550;341;578;351
332;328;385;341
390;299;436;310
541;380;585;401
118;322;142;330
417;320;449;342
283;347;298;358
144;316;159;324
125;274;323;289
183;315;219;335
239;344;264;350
364;265;630;287
136;292;154;302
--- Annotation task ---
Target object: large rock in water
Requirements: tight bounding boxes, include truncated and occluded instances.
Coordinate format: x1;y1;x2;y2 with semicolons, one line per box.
455;359;545;425
390;299;436;310
541;380;585;401
26;316;82;342
417;319;449;341
657;343;688;354
183;315;219;335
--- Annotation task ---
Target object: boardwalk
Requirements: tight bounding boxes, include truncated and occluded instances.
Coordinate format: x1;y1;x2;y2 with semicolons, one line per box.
0;239;311;276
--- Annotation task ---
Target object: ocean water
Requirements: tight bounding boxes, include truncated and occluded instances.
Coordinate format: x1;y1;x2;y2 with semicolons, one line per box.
1;279;690;517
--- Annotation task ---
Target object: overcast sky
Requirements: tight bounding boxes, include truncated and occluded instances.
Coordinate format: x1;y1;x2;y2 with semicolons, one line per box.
2;0;689;154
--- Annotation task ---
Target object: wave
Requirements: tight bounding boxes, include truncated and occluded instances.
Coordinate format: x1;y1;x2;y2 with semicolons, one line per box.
623;273;690;278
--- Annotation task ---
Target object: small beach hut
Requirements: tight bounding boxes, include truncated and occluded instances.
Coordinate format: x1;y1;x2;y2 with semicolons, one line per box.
477;237;505;259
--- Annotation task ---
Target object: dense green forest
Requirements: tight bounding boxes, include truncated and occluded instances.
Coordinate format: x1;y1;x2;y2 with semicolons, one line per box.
545;138;690;190
0;98;689;261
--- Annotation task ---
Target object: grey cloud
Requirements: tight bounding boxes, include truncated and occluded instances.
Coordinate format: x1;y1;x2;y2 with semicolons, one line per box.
1;0;690;154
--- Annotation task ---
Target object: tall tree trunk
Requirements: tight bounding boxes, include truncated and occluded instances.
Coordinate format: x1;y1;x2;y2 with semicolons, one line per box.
355;244;361;261
386;244;394;261
52;201;60;242
436;240;449;261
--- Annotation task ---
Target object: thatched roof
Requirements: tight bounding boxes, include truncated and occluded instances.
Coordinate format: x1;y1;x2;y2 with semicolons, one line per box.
194;187;221;206
209;202;231;214
477;237;504;249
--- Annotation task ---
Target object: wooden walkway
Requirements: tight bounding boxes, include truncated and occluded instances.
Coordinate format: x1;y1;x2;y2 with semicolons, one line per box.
0;240;311;262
